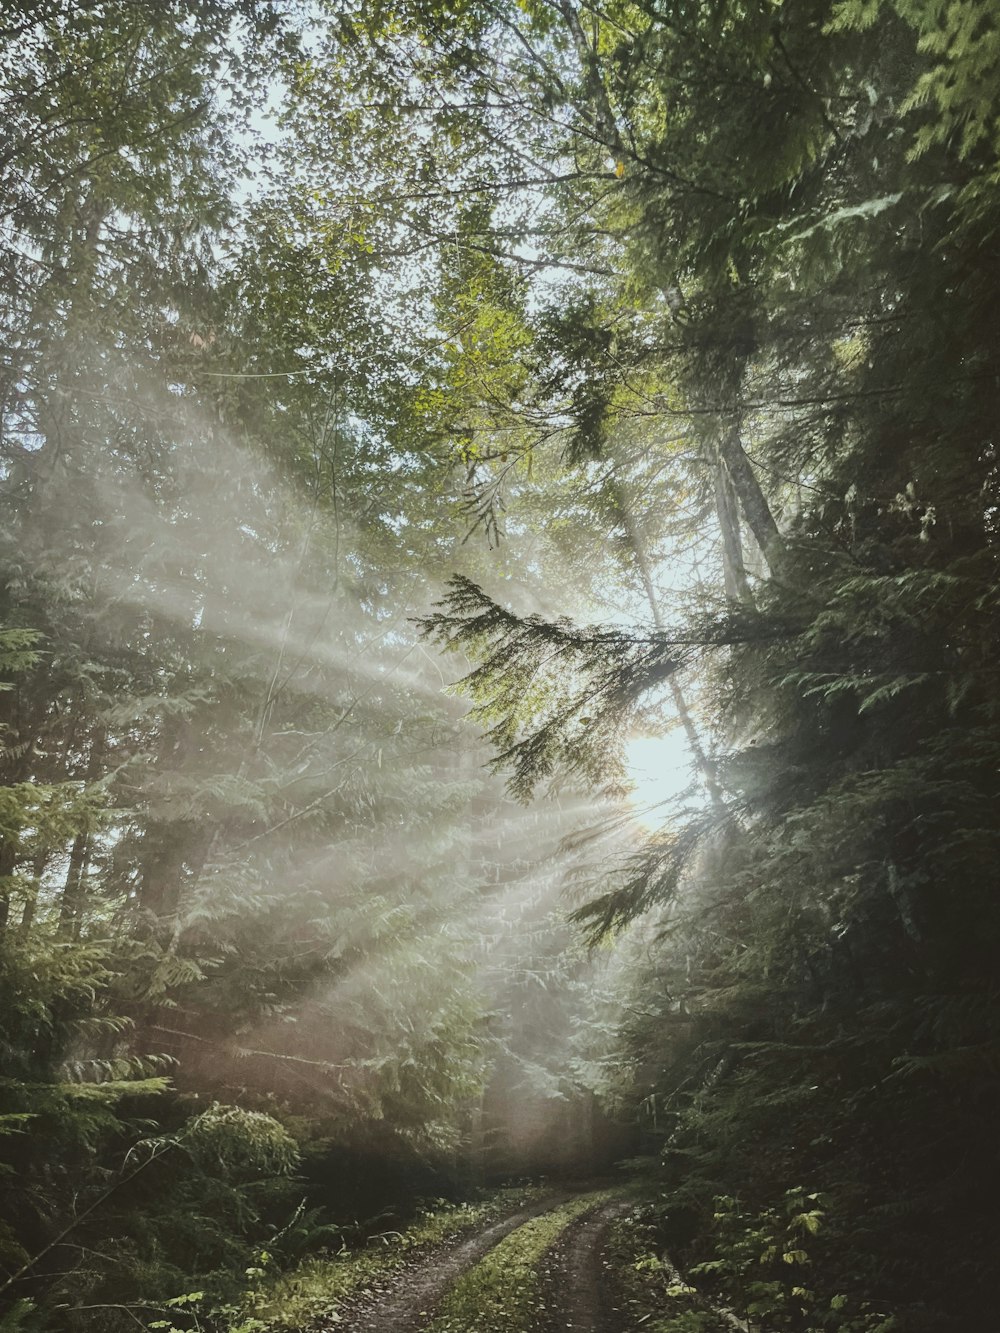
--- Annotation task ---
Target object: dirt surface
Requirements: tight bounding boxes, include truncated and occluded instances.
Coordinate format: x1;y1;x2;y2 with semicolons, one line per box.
321;1192;572;1332
537;1199;634;1333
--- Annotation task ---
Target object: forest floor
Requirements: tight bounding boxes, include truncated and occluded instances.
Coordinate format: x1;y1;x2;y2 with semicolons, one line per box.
324;1188;578;1331
326;1185;630;1332
239;1181;650;1333
241;1179;734;1333
533;1198;636;1333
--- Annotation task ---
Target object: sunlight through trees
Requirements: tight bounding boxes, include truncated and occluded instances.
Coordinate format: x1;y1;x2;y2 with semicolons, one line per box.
1;2;999;1330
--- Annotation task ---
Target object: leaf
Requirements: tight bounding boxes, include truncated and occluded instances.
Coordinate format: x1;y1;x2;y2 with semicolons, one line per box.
779;193;903;243
782;1249;810;1265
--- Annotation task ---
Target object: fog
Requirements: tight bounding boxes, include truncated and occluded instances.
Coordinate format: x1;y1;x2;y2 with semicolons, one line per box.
3;337;689;1180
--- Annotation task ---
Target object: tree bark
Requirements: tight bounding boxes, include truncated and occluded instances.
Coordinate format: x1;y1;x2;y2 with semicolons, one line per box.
3;191;107;501
18;848;48;935
717;427;785;576
56;725;105;939
555;1;624;155
0;840;15;934
57;830;91;940
713;445;753;604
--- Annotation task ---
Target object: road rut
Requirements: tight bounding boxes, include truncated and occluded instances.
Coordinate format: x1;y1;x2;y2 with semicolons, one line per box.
538;1199;633;1332
322;1192;571;1332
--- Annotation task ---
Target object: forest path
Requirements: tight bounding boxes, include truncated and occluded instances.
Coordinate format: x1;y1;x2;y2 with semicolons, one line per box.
536;1198;634;1333
323;1189;575;1332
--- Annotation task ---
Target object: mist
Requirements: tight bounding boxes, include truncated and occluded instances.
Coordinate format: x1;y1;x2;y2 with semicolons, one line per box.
8;4;988;1330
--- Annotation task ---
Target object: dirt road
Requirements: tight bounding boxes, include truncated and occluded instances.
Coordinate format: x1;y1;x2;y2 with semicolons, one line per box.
537;1199;633;1332
323;1189;631;1333
326;1192;570;1331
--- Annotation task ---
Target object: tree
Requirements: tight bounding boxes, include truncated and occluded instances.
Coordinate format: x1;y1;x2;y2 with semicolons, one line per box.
4;1;1000;1328
315;0;1000;1325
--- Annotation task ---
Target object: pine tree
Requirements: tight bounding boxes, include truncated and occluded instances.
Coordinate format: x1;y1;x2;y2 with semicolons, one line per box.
325;1;1000;1325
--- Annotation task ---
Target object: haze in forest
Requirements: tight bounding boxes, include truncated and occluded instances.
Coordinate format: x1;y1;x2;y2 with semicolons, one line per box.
1;3;999;1332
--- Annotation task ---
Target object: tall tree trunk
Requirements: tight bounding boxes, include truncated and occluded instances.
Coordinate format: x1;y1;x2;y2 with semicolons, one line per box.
18;848;48;936
0;840;15;934
717;428;785;575
5;192;107;498
56;725;105;939
57;830;91;940
555;1;624;155
0;679;31;937
713;444;753;604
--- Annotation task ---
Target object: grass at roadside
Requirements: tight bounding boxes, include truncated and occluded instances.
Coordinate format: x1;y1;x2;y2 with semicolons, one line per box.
426;1188;621;1333
604;1208;730;1333
228;1183;547;1332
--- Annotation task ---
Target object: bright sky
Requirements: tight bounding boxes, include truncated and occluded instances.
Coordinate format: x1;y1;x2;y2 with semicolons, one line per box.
625;728;695;826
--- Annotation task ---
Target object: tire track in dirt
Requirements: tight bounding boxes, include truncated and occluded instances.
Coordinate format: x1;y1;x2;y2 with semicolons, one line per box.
321;1192;573;1332
537;1198;634;1333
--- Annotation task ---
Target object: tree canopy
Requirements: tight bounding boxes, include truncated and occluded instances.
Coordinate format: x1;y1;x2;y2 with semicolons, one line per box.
1;2;998;1330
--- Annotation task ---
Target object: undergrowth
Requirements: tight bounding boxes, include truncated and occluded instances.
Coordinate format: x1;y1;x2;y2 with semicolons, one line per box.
604;1209;730;1333
223;1183;546;1332
605;1194;900;1333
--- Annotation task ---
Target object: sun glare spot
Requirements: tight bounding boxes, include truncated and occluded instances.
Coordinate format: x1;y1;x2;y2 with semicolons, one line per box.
625;732;690;824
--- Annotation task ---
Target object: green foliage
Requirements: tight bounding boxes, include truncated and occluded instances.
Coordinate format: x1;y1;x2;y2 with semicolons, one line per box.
3;0;1000;1329
184;1106;300;1182
677;1191;897;1333
420;575;685;799
602;1210;728;1333
382;0;1000;1328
